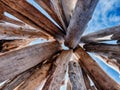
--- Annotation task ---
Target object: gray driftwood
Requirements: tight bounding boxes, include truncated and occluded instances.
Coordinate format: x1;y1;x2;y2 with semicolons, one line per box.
0;41;61;82
68;61;87;90
65;0;98;49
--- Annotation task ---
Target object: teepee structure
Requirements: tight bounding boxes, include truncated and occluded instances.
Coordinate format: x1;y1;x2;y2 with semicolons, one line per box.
0;0;120;90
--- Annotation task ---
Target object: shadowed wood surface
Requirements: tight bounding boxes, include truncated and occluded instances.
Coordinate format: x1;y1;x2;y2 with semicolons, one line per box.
81;25;120;43
42;50;73;90
0;41;61;82
75;46;120;90
68;61;87;90
65;0;98;48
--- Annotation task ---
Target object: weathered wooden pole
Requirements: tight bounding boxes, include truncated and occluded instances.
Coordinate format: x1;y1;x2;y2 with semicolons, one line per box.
81;25;120;43
42;50;73;90
0;41;61;82
68;61;87;90
74;46;120;90
65;0;98;49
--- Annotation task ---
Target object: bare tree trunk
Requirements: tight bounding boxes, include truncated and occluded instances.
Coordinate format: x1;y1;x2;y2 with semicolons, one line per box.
0;41;61;82
65;0;98;49
68;60;87;90
74;46;120;90
42;50;73;90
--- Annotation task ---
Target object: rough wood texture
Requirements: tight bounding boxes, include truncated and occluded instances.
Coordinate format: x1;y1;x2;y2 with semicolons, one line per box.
68;61;87;90
95;53;120;73
84;43;120;54
50;0;68;30
1;15;25;26
17;63;52;90
0;23;49;40
0;41;61;82
0;39;34;53
0;0;64;40
61;0;77;24
35;0;64;29
42;50;73;90
65;0;98;49
81;25;120;43
1;62;42;90
74;46;120;90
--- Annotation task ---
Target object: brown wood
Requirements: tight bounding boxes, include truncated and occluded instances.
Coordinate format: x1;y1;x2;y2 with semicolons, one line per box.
0;39;34;53
35;0;64;29
50;0;68;30
67;80;72;90
61;0;77;24
68;61;87;90
17;63;52;90
2;15;25;26
0;23;49;40
0;0;65;40
81;25;120;43
84;43;120;54
65;0;98;49
74;46;120;90
0;41;61;82
42;50;73;90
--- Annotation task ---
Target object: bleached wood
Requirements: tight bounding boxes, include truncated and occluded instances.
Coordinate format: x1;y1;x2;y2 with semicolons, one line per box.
0;23;49;39
65;0;98;49
81;25;120;43
0;41;61;82
42;50;73;90
68;61;87;90
18;63;52;90
2;15;25;26
35;0;64;29
50;0;67;30
0;39;34;53
84;43;120;55
1;0;64;40
75;46;120;90
95;53;120;73
61;0;77;24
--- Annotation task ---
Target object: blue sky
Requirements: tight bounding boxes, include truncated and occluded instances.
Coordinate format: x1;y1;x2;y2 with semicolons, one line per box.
3;0;120;89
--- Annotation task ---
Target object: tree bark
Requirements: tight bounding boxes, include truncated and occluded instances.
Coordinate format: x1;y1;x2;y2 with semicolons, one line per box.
42;50;73;90
81;25;120;43
74;46;120;90
68;61;87;90
0;41;61;82
65;0;98;49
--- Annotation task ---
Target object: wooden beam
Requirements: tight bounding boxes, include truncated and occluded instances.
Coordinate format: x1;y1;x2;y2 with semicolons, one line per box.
35;0;64;29
67;80;72;90
65;0;98;49
0;23;50;40
95;53;120;73
84;43;120;54
74;46;120;90
0;1;65;40
68;61;87;90
2;15;25;26
0;39;34;53
0;1;51;38
0;41;61;82
42;50;73;90
61;0;77;24
50;0;68;30
17;62;52;90
81;25;120;43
